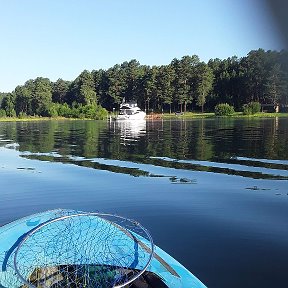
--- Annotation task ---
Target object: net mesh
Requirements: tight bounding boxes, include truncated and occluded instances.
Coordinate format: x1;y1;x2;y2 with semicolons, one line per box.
12;212;154;288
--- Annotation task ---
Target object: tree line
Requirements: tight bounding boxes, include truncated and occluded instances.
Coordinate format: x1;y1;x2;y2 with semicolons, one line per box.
0;48;287;118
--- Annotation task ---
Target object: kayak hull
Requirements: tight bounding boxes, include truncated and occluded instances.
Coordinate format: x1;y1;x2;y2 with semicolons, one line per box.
0;209;206;288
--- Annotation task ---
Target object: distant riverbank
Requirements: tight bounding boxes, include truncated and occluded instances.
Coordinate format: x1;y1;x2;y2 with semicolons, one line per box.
0;112;288;122
0;116;75;122
163;112;288;118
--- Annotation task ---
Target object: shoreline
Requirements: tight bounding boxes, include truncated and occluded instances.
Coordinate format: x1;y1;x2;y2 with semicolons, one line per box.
0;112;288;122
162;112;288;119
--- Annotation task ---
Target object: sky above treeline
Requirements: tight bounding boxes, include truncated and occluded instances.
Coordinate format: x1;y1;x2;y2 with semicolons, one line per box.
0;0;286;92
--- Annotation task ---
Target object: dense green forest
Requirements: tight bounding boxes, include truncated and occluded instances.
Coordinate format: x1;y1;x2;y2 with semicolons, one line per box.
0;48;287;118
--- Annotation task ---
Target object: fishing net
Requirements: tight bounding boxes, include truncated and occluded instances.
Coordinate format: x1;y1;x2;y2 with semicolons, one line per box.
12;212;154;288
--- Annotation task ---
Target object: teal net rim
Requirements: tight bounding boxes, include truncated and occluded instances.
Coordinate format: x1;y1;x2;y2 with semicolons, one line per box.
13;212;155;288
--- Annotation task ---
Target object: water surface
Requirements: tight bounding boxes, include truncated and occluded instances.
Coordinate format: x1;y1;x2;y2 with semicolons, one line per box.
0;118;288;288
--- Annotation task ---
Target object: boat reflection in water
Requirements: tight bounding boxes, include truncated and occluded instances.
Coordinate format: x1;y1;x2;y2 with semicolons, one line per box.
110;119;146;145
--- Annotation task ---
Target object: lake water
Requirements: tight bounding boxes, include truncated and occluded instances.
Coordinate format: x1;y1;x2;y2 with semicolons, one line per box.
0;118;288;288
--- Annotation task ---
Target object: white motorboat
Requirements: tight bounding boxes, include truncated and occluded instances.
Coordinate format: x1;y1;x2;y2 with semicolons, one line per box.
116;101;146;120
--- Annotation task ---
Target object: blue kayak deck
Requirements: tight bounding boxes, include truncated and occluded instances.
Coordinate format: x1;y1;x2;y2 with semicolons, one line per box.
0;209;206;288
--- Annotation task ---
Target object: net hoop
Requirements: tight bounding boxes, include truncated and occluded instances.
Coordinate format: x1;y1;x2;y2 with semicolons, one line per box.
13;212;154;288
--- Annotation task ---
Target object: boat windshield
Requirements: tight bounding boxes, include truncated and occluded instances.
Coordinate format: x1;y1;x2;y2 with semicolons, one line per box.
120;109;134;115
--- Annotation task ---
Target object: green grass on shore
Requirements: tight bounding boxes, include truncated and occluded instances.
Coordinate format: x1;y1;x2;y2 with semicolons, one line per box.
0;116;76;122
0;112;288;122
161;111;288;119
162;112;214;118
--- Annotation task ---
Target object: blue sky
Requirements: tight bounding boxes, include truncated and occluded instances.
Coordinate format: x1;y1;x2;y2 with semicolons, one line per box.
0;0;284;92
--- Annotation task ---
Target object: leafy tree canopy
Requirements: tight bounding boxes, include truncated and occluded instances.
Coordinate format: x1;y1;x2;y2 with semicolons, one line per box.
1;48;287;117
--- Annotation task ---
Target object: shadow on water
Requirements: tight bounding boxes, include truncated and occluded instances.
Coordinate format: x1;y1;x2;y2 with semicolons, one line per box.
1;118;288;181
20;153;288;181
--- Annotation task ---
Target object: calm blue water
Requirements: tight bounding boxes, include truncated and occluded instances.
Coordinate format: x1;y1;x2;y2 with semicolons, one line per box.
0;118;288;288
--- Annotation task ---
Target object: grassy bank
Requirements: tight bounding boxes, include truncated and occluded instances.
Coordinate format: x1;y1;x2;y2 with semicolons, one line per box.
239;112;288;118
161;112;288;119
1;112;288;122
0;116;78;122
162;112;214;119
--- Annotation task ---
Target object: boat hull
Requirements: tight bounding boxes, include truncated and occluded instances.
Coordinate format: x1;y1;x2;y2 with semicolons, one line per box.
116;111;146;121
